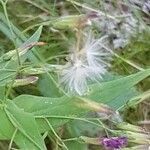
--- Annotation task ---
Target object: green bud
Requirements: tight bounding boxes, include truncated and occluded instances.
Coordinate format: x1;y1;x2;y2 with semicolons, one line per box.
116;122;147;133
114;130;150;145
75;97;114;115
12;76;38;87
2;42;46;61
52;14;91;29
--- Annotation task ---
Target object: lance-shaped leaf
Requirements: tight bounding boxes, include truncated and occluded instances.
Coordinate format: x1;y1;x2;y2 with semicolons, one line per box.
0;12;42;63
13;95;113;133
4;100;47;150
87;69;150;109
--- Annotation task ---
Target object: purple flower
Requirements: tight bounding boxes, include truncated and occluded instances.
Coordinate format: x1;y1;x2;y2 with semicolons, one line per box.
101;136;127;149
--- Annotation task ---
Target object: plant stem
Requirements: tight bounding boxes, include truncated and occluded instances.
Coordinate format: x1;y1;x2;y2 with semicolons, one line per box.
0;0;21;66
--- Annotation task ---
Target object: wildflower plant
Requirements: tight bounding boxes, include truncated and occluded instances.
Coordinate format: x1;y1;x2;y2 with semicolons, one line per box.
0;0;150;150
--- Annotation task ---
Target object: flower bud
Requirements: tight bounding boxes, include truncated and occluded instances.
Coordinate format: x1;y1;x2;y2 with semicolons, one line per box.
75;97;114;115
52;13;98;30
2;42;46;61
116;122;147;133
114;130;150;145
12;76;38;87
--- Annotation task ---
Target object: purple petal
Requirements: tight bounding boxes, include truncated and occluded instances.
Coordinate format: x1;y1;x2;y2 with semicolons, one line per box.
101;136;127;149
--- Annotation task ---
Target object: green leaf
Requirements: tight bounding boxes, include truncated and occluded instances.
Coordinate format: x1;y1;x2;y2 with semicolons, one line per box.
0;12;42;63
13;95;91;133
13;94;113;134
37;74;63;97
1;26;43;63
0;25;43;86
20;26;43;63
0;69;16;86
0;13;61;97
0;104;46;150
14;95;86;117
0;86;5;100
0;12;25;45
0;107;14;140
65;141;88;150
0;12;64;97
5;100;46;150
88;69;150;109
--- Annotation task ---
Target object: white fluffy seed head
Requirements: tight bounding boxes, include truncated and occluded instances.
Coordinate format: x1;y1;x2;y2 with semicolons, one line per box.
60;60;90;95
83;33;110;73
60;33;111;95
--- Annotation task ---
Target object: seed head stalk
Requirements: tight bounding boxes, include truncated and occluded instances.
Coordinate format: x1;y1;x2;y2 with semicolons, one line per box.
75;28;83;61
